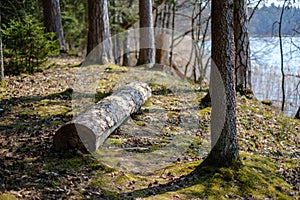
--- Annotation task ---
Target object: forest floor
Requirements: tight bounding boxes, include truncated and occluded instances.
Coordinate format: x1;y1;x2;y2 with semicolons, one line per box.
0;57;299;200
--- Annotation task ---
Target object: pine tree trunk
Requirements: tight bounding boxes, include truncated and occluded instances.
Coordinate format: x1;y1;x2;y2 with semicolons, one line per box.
42;0;67;52
53;82;151;152
234;0;251;92
122;32;131;66
87;0;113;64
203;0;241;168
137;0;155;65
155;34;169;66
295;107;300;119
0;14;4;82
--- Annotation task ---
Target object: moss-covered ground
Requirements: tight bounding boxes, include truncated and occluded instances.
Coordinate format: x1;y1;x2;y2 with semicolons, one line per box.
0;58;299;199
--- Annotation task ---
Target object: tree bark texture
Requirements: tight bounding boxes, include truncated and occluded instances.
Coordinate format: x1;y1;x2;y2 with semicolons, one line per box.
137;0;155;65
87;0;113;63
42;0;67;52
155;33;170;66
203;0;241;168
234;0;251;92
295;107;300;119
0;14;4;82
122;31;131;66
53;82;151;152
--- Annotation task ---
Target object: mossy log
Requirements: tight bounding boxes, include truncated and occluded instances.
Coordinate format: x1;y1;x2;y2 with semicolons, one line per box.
53;82;151;152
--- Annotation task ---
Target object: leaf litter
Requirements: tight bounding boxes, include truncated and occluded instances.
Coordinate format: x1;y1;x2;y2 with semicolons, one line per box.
0;57;299;199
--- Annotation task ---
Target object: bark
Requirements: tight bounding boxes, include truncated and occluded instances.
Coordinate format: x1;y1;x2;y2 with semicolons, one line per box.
295;107;300;119
87;0;113;63
137;0;155;65
0;14;4;82
155;34;169;65
234;0;251;93
53;82;151;152
122;32;131;66
279;0;288;112
42;0;67;52
111;0;121;65
202;0;241;168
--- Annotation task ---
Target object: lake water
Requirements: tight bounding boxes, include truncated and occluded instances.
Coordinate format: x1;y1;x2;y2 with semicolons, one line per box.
250;36;300;116
201;36;299;116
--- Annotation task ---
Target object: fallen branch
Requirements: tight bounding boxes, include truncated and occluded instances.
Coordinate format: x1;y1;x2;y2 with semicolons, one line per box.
53;82;151;152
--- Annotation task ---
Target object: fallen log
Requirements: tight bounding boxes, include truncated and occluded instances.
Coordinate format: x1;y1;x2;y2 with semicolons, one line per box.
53;82;151;152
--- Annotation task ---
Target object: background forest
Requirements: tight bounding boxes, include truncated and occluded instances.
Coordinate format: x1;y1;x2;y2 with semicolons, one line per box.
1;0;299;115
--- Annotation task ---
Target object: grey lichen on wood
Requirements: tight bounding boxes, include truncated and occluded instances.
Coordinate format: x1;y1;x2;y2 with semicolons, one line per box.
53;82;151;152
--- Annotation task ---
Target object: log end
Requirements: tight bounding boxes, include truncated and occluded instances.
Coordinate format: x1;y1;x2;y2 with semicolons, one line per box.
53;123;96;152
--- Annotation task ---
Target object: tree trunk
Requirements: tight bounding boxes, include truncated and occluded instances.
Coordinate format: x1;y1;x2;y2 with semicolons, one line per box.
53;82;151;152
234;0;251;93
122;31;131;66
279;0;288;112
202;0;241;168
155;33;169;65
42;0;67;52
137;0;155;65
295;107;300;119
0;14;4;82
87;0;113;64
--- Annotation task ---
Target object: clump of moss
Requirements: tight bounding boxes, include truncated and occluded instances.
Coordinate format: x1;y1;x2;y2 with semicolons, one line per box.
48;88;73;99
107;138;122;146
134;120;148;126
197;107;211;115
0;194;17;200
215;168;235;181
90;163;115;173
261;100;272;106
104;63;128;73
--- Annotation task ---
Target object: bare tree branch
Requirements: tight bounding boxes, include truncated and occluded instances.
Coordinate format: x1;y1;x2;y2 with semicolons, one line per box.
248;0;263;21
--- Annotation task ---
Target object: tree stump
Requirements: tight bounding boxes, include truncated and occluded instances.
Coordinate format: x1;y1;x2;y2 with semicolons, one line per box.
53;82;151;152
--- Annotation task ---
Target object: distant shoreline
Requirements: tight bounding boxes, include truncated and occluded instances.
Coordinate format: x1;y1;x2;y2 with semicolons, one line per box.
249;34;300;38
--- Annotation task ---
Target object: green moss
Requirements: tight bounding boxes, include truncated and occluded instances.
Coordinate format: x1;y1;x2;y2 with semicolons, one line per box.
51;180;61;187
95;92;111;102
186;138;204;157
261;100;272;106
0;80;6;87
93;79;117;94
90;163;115;173
17;99;70;118
149;83;172;95
104;63;128;72
49;120;62;126
142;98;153;107
88;150;296;199
92;171;139;193
8;123;27;130
36;102;69;118
47;88;73;99
164;160;201;177
198;107;211;115
161;125;180;135
217;168;235;181
0;194;17;200
101;190;120;199
167;111;178;119
107;138;122;146
45;157;85;171
134;120;148;126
